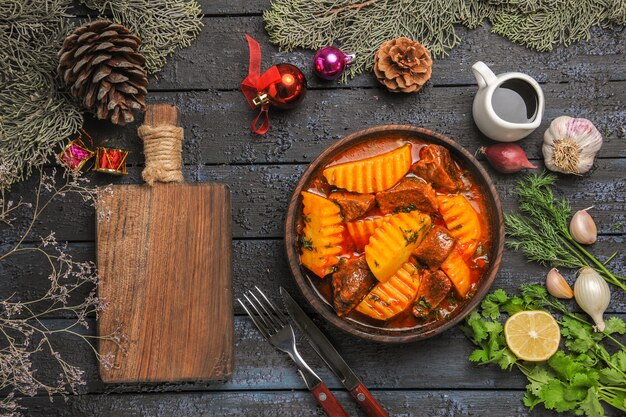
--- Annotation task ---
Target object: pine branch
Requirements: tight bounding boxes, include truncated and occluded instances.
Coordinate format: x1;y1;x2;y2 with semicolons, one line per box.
264;0;626;79
0;0;83;189
80;0;204;74
320;0;381;17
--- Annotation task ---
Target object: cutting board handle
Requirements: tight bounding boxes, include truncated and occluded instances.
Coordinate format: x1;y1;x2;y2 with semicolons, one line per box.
137;103;185;185
145;103;180;127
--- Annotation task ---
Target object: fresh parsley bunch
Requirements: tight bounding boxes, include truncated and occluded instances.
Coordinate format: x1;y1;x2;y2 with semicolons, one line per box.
461;285;626;416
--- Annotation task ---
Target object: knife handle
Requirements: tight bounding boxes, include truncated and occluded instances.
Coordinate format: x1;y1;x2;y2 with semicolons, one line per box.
311;382;349;417
350;383;389;417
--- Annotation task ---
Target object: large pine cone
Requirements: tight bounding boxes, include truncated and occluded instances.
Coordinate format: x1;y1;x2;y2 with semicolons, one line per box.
58;20;147;125
374;38;432;93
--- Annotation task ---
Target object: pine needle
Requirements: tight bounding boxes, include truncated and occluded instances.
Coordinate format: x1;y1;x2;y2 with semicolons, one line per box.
80;0;204;74
0;0;203;190
264;0;626;79
0;0;83;189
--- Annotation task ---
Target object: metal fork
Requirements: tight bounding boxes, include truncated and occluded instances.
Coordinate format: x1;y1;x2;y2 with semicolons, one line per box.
239;287;348;417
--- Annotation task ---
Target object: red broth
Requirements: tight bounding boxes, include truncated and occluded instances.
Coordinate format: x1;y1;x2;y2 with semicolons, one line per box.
299;138;492;331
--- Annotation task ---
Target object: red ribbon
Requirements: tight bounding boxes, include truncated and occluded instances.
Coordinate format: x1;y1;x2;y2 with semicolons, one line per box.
240;35;281;135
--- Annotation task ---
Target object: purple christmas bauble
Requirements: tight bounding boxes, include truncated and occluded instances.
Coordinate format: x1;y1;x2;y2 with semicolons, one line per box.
313;46;354;80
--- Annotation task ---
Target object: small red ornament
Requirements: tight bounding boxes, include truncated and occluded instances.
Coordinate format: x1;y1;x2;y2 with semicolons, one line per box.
252;63;307;110
240;35;307;134
58;129;95;171
93;147;128;175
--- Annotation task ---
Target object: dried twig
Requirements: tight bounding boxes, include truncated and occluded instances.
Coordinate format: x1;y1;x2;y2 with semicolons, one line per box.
0;168;124;416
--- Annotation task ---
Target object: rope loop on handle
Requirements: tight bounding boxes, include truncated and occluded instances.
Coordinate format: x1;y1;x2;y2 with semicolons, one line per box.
137;124;184;185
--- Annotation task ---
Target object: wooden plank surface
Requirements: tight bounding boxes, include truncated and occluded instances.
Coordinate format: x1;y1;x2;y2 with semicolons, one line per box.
97;184;233;382
149;17;626;91
3;159;624;242
2;234;625;321
77;81;626;165
28;389;613;417
3;1;625;415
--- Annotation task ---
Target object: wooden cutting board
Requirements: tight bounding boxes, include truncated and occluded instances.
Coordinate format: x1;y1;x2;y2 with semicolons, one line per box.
96;105;234;383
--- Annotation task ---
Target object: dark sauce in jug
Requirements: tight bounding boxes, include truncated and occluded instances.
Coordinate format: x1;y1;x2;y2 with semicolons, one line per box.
491;79;538;124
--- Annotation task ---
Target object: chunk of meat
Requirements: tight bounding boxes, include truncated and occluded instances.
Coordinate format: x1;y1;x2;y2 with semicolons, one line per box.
332;257;376;316
329;191;376;221
412;270;452;318
412;225;457;269
411;145;463;192
375;177;438;214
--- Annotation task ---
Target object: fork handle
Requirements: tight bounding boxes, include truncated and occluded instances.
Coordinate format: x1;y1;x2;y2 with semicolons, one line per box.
350;384;389;417
311;382;349;417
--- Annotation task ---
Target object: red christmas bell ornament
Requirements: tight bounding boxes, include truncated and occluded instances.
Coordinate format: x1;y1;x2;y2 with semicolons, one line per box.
241;35;307;134
252;63;306;110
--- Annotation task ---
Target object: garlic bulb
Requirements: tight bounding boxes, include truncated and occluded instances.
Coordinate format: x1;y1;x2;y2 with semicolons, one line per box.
543;116;603;174
574;267;610;332
546;268;574;299
569;207;597;245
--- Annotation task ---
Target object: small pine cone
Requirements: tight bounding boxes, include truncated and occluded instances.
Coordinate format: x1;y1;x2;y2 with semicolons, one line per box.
373;37;432;93
58;20;148;125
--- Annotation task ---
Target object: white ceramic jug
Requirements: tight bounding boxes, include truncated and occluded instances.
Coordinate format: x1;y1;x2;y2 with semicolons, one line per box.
471;61;544;142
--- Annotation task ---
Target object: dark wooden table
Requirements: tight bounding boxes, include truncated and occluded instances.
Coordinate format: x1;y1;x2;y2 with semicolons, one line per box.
6;1;626;416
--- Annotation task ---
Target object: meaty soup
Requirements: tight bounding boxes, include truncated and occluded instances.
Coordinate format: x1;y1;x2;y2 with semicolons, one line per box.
296;138;491;331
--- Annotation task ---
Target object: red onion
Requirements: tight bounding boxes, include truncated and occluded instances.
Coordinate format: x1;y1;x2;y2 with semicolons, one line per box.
480;144;537;174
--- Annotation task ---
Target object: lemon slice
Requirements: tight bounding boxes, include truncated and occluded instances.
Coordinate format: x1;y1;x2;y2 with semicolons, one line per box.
504;310;561;362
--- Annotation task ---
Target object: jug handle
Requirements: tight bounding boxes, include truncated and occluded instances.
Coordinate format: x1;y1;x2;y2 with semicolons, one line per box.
472;61;497;90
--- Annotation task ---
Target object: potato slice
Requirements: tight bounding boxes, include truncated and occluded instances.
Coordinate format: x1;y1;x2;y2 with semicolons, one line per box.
346;216;390;250
323;144;412;193
440;251;471;297
356;262;421;321
299;191;345;278
365;211;431;282
437;195;481;256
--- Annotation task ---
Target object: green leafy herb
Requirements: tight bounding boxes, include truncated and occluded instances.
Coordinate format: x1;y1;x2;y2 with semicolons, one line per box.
461;285;626;416
505;173;626;290
401;228;421;245
300;236;313;251
394;203;417;214
417;296;432;311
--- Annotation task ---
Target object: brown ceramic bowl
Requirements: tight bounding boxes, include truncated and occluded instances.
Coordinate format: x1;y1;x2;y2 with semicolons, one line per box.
285;125;504;343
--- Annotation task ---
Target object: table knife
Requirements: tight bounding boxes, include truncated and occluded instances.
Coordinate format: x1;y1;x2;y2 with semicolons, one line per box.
281;287;390;417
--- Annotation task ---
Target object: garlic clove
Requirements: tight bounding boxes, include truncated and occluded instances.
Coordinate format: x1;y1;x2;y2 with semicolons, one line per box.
569;207;597;245
542;116;603;175
546;268;574;299
574;267;610;332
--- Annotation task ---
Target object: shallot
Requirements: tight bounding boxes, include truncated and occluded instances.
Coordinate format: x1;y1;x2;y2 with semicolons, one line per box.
574;267;610;332
480;144;537;174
